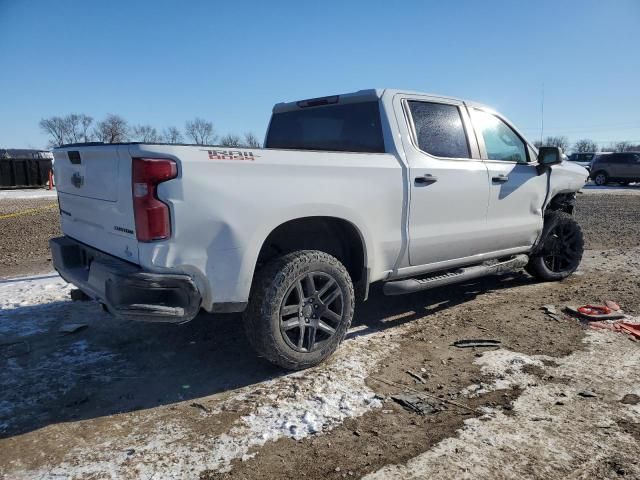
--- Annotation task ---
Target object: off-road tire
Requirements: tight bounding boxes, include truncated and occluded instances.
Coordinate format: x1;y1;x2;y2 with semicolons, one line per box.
593;171;608;186
526;211;584;281
243;250;355;370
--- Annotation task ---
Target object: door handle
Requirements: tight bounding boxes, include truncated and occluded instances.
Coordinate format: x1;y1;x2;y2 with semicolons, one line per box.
492;174;509;183
415;174;438;185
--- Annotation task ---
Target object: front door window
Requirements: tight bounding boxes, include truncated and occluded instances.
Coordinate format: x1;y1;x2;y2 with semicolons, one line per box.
471;109;528;163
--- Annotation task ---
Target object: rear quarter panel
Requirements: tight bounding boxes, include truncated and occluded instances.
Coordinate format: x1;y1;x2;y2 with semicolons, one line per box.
128;144;404;310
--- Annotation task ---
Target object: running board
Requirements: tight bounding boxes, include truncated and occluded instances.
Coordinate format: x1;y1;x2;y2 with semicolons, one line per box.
383;254;529;296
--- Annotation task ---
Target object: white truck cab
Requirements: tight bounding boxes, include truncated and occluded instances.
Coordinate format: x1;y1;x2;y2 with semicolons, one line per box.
50;89;587;369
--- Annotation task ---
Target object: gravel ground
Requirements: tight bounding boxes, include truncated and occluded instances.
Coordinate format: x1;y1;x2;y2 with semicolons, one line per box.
575;193;640;250
0;198;60;278
0;199;60;278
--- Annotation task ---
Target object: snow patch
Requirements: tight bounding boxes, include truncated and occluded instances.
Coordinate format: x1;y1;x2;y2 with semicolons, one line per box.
364;330;640;479
0;188;57;200
0;273;70;311
17;331;398;479
460;349;545;397
0;339;119;432
1;274;120;433
207;336;388;472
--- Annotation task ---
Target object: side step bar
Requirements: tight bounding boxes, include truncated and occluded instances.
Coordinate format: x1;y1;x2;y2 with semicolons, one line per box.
383;254;529;296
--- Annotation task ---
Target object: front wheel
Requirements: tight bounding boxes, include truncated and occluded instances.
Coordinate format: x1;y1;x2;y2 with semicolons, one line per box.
243;250;354;370
526;211;584;281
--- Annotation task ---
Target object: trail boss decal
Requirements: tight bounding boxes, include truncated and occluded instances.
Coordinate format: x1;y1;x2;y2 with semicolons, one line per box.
205;149;258;161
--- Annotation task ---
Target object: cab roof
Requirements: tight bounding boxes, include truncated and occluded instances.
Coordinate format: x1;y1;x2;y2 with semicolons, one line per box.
272;88;492;113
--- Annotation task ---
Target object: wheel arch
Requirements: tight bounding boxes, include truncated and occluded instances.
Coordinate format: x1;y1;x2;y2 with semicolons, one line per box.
545;192;577;215
254;216;370;301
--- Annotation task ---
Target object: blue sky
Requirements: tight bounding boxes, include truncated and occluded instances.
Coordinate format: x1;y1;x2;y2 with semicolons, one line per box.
1;0;639;149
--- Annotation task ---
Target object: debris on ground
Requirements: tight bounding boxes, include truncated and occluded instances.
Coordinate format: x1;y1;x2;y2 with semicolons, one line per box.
542;305;564;322
620;394;640;405
452;339;501;349
589;317;640;340
59;323;88;335
191;402;212;413
405;370;426;384
565;305;626;321
578;390;597;398
617;322;640;339
391;392;441;416
605;300;621;311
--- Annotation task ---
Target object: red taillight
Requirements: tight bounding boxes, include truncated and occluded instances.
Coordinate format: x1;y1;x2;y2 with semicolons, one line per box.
132;158;178;242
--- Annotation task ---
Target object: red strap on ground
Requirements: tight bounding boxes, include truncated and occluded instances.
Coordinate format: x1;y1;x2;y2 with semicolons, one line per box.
617;322;640;339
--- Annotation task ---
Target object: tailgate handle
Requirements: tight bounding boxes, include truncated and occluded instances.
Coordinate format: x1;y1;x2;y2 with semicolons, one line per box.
68;151;82;165
71;171;84;188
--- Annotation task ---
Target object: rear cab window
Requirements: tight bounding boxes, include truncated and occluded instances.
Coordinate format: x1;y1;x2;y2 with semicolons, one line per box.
265;101;385;153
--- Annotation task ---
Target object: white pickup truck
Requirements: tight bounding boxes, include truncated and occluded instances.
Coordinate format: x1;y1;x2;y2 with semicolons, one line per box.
50;89;587;369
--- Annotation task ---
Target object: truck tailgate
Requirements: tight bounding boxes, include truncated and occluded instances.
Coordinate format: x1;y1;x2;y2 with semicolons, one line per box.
54;146;140;264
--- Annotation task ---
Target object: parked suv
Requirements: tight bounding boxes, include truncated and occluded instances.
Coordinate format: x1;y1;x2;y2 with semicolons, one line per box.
590;152;640;185
567;152;596;171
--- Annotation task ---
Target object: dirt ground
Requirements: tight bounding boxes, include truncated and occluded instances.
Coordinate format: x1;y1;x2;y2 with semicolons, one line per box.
1;188;639;479
0;197;60;279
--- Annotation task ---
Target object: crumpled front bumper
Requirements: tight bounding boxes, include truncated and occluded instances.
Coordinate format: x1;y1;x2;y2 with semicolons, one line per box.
50;236;201;323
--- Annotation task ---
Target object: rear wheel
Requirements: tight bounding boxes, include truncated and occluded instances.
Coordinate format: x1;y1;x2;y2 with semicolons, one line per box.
526;211;584;281
593;171;608;186
243;250;354;370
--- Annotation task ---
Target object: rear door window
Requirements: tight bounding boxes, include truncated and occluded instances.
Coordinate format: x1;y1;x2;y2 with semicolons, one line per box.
610;154;628;164
407;101;470;158
265;101;385;153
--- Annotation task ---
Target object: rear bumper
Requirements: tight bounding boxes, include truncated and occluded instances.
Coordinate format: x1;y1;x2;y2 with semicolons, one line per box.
50;236;201;323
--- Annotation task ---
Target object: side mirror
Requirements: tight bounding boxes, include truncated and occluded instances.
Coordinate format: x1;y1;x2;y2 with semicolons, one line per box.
538;146;563;166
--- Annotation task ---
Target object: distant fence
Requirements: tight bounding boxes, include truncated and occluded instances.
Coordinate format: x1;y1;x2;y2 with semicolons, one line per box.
0;157;53;189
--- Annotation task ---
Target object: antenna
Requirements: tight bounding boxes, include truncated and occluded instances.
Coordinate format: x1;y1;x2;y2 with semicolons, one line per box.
540;84;545;145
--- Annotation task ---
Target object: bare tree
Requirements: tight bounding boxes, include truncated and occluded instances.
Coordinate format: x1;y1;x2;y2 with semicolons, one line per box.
40;114;95;147
219;133;242;147
68;114;94;143
162;126;184;144
185;118;215;145
540;136;570;152
573;139;598;153
132;125;163;143
79;114;94;142
613;141;633;152
94;114;129;143
243;132;261;148
39;116;68;147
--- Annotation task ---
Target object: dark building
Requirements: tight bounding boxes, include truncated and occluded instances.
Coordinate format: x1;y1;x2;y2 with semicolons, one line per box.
0;149;53;189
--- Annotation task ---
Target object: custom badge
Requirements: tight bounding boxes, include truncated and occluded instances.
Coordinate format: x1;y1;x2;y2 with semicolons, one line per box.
205;149;258;161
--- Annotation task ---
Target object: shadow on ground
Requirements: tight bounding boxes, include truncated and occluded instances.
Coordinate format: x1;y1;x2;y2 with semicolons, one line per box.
0;271;532;439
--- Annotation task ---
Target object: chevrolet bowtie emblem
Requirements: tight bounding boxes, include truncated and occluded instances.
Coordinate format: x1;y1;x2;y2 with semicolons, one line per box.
71;171;84;188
